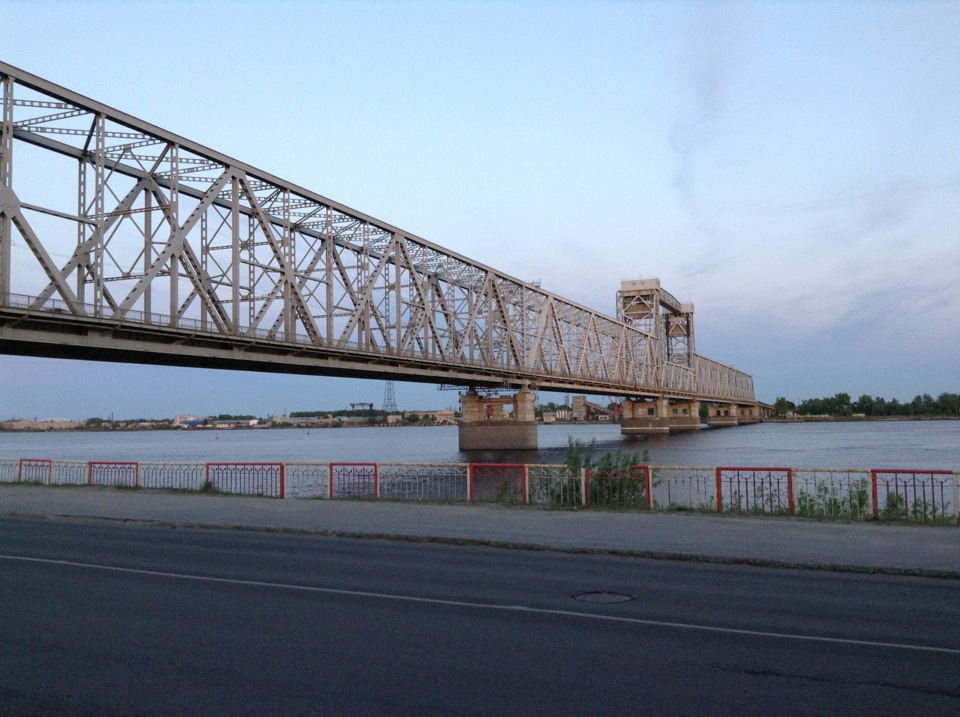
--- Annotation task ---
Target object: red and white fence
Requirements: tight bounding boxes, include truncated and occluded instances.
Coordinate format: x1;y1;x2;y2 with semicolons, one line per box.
870;469;956;522
15;458;53;484
1;457;956;523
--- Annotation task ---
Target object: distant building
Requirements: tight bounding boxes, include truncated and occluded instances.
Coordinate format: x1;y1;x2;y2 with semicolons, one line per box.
173;415;202;428
212;419;258;429
407;409;456;425
434;409;456;424
572;396;588;421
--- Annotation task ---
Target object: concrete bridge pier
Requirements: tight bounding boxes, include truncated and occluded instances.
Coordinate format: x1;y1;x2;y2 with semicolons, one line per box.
706;403;740;427
620;398;700;435
458;388;539;450
737;404;762;424
667;400;702;431
620;398;668;435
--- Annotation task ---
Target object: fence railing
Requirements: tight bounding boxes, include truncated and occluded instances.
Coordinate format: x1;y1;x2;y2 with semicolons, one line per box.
206;462;285;498
870;469;955;522
1;457;956;523
716;467;794;515
793;468;871;520
89;461;140;488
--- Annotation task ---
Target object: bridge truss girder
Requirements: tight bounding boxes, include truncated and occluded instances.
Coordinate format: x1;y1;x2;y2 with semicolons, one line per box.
0;62;755;404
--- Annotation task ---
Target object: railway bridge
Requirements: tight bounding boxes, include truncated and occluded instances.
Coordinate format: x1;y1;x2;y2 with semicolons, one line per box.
0;62;766;449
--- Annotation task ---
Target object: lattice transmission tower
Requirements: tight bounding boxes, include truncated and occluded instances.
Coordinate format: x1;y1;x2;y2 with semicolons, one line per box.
382;381;399;413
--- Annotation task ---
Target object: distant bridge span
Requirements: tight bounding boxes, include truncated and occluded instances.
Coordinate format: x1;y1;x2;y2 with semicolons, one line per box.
0;62;763;447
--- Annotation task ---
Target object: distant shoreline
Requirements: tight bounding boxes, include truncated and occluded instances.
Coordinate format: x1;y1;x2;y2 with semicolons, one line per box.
0;421;455;434
3;416;959;434
764;416;959;423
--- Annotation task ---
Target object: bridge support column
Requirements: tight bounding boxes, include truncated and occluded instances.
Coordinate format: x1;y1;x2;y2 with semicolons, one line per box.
737;404;760;424
706;403;739;427
458;388;538;450
668;400;701;431
621;398;702;434
620;398;671;435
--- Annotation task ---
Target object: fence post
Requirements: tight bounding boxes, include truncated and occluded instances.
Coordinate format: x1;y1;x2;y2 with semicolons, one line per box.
870;469;879;518
715;467;723;512
204;463;210;491
279;464;286;499
328;464;334;499
87;461;93;486
584;467;591;506
643;466;652;510
522;465;528;505
954;472;958;525
135;462;140;488
787;468;794;515
16;458;22;483
374;463;380;499
468;464;474;502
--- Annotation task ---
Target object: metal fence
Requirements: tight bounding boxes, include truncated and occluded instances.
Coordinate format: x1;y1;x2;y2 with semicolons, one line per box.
793;468;871;520
284;463;332;499
649;465;717;511
330;463;377;499
139;462;206;491
1;457;956;523
379;463;469;502
469;464;526;504
206;463;285;498
588;466;651;509
527;464;582;507
716;467;794;515
871;469;956;522
89;461;140;488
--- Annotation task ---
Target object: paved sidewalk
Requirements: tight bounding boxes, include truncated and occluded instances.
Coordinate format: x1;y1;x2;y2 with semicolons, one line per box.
1;485;957;576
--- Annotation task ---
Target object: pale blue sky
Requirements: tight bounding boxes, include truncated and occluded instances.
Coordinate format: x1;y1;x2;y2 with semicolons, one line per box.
1;0;958;419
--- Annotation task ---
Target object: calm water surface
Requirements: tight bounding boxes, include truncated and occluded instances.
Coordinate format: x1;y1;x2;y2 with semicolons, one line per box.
0;421;957;470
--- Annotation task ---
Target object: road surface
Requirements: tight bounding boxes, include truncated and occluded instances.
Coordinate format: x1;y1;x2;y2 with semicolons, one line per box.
1;516;958;715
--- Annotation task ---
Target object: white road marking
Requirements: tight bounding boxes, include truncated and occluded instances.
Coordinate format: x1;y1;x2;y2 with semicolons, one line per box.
3;553;958;656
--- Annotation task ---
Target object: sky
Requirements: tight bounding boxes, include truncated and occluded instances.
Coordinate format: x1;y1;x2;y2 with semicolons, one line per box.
1;0;958;420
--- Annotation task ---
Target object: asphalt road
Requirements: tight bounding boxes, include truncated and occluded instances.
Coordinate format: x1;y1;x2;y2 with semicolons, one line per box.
1;516;958;715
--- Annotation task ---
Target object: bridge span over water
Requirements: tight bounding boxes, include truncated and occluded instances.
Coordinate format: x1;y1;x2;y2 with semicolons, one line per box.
0;62;765;448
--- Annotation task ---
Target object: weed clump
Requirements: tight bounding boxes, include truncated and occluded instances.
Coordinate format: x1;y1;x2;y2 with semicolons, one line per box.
551;437;651;508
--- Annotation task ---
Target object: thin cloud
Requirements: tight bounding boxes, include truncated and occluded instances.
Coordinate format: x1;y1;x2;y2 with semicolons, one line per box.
669;5;740;202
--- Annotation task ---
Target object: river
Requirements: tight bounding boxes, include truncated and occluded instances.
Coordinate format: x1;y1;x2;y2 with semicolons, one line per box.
0;420;958;470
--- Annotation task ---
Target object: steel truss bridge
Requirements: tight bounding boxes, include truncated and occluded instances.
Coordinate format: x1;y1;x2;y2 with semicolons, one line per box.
0;62;755;405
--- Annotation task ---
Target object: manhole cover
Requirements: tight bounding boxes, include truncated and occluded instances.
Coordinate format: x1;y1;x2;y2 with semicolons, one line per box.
573;591;635;604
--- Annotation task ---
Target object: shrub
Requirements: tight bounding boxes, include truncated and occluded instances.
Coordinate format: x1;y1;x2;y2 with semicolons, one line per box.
558;437;651;508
